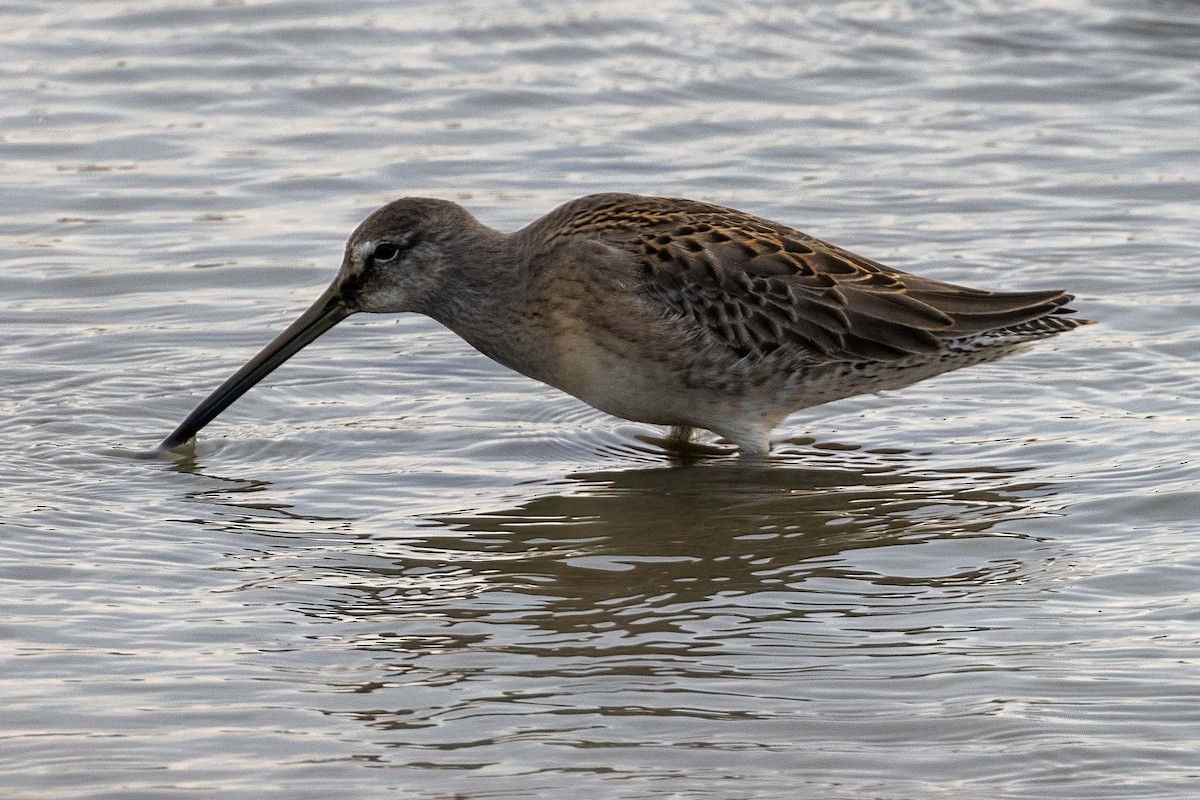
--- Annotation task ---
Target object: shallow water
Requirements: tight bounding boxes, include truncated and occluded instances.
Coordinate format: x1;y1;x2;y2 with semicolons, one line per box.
2;1;1199;797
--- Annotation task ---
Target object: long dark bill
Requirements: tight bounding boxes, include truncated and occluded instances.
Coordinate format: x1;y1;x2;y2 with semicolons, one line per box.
150;282;352;455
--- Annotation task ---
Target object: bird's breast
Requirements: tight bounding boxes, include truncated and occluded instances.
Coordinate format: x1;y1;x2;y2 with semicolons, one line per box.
459;267;697;425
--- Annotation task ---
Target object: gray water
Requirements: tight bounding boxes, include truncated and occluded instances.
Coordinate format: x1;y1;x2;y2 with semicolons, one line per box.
2;1;1199;798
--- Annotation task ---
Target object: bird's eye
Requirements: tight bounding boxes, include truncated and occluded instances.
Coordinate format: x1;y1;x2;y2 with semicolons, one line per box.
372;242;400;263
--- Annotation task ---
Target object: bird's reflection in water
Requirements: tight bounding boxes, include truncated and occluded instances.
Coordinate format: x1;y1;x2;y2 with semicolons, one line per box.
168;444;1052;634
413;458;1048;628
163;447;1070;755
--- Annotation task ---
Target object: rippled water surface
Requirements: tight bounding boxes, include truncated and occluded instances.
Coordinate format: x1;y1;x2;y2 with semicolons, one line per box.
3;1;1199;797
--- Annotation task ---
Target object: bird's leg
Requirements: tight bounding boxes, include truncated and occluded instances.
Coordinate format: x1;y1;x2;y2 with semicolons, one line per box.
665;425;700;446
734;439;772;460
635;425;730;457
716;422;772;459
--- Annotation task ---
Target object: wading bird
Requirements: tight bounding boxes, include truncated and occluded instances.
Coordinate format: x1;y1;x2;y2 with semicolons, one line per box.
150;194;1090;458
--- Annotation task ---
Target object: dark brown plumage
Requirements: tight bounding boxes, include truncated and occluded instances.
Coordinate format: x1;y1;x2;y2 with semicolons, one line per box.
533;194;1086;364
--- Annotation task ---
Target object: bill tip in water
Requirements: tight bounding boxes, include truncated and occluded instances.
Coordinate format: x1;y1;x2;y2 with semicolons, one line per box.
111;439;195;460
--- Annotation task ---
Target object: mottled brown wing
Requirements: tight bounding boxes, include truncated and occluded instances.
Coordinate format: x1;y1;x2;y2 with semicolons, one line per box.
563;194;1081;363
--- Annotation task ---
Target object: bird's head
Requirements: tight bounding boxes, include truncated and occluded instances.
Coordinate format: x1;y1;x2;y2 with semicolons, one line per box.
336;197;483;315
148;197;488;455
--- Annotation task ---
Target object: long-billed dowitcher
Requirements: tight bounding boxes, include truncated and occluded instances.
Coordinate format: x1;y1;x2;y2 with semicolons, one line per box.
150;194;1091;457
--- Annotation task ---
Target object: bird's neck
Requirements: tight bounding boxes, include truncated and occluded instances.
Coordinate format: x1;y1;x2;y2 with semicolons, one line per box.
420;228;545;373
